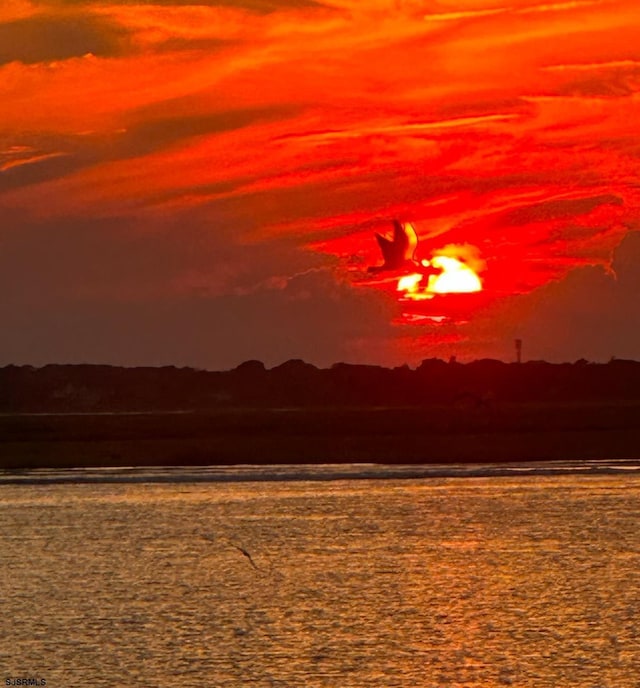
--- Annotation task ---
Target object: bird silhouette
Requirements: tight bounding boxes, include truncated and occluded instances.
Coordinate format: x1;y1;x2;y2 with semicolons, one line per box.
368;219;445;285
201;533;260;571
368;220;418;273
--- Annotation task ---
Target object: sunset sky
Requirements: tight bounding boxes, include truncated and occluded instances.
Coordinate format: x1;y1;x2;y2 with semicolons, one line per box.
2;0;640;368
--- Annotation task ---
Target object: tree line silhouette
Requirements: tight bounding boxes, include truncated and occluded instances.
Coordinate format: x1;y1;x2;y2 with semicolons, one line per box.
2;358;640;412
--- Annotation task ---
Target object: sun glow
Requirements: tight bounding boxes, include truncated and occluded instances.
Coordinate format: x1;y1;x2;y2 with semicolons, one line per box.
397;273;422;291
397;253;483;300
428;256;483;294
397;272;435;300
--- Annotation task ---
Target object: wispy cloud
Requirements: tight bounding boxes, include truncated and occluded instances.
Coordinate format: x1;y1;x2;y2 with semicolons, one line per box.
277;114;522;143
518;0;608;13
0;0;639;365
423;0;609;23
424;8;508;22
0;149;67;173
544;60;640;72
0;14;131;65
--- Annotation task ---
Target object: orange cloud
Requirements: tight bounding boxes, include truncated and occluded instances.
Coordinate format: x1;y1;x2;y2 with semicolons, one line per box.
0;0;639;366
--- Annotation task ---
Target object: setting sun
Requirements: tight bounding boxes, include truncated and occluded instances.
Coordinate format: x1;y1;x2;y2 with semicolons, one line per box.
426;256;483;295
397;254;483;301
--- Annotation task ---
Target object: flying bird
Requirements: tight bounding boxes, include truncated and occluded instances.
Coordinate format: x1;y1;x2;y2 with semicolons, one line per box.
201;533;261;571
368;220;418;273
368;219;444;283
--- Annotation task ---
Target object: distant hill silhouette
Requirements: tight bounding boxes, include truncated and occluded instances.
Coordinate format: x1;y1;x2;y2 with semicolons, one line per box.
2;358;640;412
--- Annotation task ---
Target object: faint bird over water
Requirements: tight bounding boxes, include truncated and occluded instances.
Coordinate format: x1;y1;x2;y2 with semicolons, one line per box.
202;533;261;571
368;219;419;273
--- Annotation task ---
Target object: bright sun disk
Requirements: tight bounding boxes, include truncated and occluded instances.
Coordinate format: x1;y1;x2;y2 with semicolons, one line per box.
397;255;482;300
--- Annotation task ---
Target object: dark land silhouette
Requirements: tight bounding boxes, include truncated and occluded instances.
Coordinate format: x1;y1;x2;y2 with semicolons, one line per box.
2;358;640;468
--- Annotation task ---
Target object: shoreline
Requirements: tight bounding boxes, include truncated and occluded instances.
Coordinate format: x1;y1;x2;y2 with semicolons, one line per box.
2;401;640;469
1;459;639;485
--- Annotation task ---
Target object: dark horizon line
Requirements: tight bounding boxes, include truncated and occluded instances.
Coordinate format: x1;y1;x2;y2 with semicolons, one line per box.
2;355;638;374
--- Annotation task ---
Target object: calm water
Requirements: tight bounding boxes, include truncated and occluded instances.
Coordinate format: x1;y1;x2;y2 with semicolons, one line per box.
1;464;640;687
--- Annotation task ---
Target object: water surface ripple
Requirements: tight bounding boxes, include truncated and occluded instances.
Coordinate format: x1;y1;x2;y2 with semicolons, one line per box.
1;468;639;686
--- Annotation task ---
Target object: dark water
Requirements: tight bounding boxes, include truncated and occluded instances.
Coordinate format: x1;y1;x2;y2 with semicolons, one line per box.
1;464;639;686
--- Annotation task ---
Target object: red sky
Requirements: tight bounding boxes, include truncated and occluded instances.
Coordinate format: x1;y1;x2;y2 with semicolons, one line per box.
1;0;640;367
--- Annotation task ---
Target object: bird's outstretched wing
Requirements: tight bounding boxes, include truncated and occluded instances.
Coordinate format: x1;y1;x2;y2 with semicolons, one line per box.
400;221;418;262
369;220;418;272
201;533;261;571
